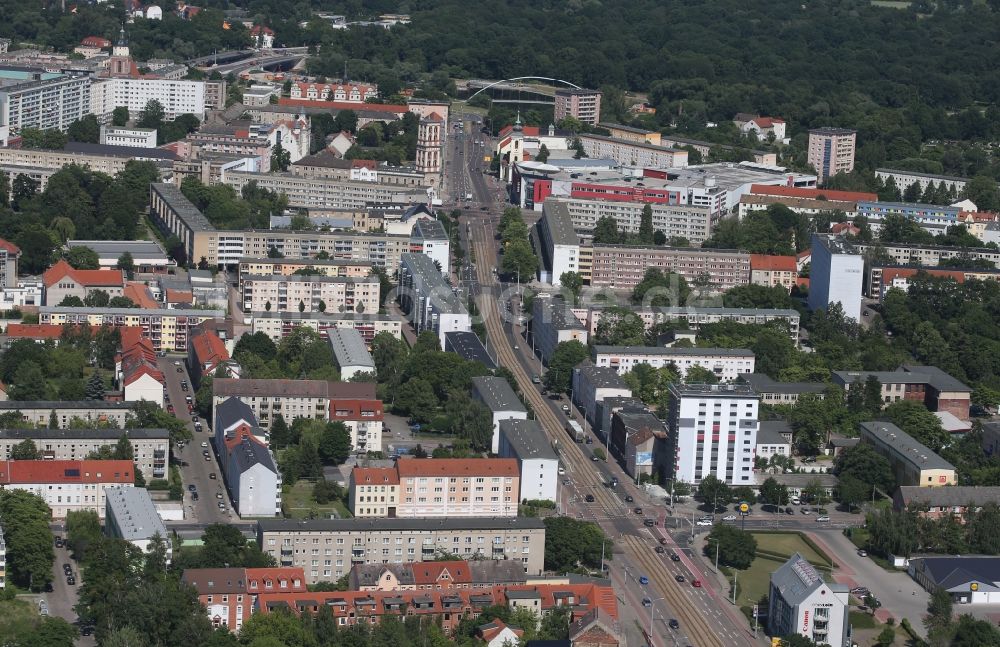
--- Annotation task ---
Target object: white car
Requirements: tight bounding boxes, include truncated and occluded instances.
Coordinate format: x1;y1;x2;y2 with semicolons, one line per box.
722;514;737;521
816;516;831;522
695;519;713;527
201;442;208;448
557;466;566;475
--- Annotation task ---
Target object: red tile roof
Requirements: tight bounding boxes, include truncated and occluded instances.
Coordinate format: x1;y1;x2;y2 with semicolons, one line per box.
748;184;877;202
352;467;399;485
81;36;111;48
882;268;967;286
752;117;785;128
750;254;797;273
0;459;133;484
191;329;229;373
278;98;407;114
5;324;67;340
165;288;193;304
395;458;519;478
245;567;307;593
123;283;160;309
42;260;124;289
0;238;20;255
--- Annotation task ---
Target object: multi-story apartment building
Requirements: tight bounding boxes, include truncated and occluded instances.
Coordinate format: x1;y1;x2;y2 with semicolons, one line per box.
99;125;157;148
290;82;378;102
498;419;558;503
666;383;760;486
240;274;380;315
578;306;800;340
220;170;432;211
0;70;90;133
749;255;798;291
833;365;971;420
39;306;223;352
0;428;169;479
349;559;529;592
105;486;171;562
768;554;850;647
807;128;857;182
859;421;956;487
0;459;135;518
238;257;373;281
875;168;968;196
471;376;528;454
737;194;859;221
808;233;864;322
610;408;670;482
0;238;19;289
592;346;756;381
90;77;206;121
738;374;828;406
291;150;425;186
577;134;687;168
149;183;416;269
571;362;633;427
0;401;135;430
182;567;307;633
256;517;547;584
529;293;588;364
553;88;602;126
398;253;470;348
248;312;402;344
546;197;715;245
0;146;165;176
349;458;520;518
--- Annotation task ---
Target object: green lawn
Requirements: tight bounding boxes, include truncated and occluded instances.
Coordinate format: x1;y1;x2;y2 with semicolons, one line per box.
283;480;351;520
751;532;830;565
735;555;785;608
849;610;877;629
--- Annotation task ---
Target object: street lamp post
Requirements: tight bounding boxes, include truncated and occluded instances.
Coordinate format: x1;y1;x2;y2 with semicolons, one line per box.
648;596;666;641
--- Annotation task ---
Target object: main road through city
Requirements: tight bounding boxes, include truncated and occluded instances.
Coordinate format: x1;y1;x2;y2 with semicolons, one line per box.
444;113;759;647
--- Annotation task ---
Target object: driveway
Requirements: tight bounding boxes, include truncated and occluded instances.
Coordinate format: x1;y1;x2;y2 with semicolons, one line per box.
809;530;928;635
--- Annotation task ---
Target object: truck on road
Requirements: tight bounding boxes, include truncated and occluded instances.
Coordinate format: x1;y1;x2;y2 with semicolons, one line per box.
566;420;584;443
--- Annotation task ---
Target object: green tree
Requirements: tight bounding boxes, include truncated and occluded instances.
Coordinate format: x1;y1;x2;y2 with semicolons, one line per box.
536;143;550;163
85;371;105;400
500;239;538;280
395;378;438;421
11;361;47;401
268;414;292;450
632;268;690;307
317;421;352;464
592;216;621;244
544;340;589;394
543;516;609;572
759;477;789;506
10;439;39;460
594;307;646;345
67;114;101;143
697;475;730;511
270;141;291;172
137;99;165;129
117;252;135;276
705;524;757;569
233;331;278;362
65;509;102;561
876;625;896;647
834;444;895;496
112;106;129;127
925;586;954;640
885;399;950;453
638;203;654;244
0;489;54;591
837;474;869;511
84;290;111;308
559;271;584;302
66;246;100;270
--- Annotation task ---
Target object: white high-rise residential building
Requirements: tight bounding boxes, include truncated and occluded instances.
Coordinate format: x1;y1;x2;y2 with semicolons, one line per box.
667;383;759;486
0;72;91;133
91;77;206;122
808;234;864;322
769;553;851;647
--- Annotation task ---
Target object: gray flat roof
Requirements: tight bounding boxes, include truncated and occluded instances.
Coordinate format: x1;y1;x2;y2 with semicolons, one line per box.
499;418;558;461
151;183;217;232
444;331;496;369
810;127;856;135
326;328;375;370
243;273;377;285
668;383;757;397
898;486;1000;508
67;240;167;260
239;257;372;267
257;517;546;533
739;373;828;395
593;346;754;357
833;366;971;394
579;133;685;154
574;362;629;390
876;168;969;183
412;219;448;240
859;421;956;472
471;376;526;413
812;233;858;256
400;253;466;313
105;486;167;540
534;295;585;331
757;421;792;445
541;201;579;246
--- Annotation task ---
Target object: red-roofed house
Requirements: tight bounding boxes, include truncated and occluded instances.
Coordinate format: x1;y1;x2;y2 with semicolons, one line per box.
750;254;798;291
252;583;618;636
569;607;623;647
182;566;306;632
123;283;161;309
0;459;134;518
250;25;275;49
348;467;399;517
878;267;974;300
477;618;523;647
116;328;164;406
830;221;861;236
43;260;125;306
5;324;69;345
81;36;112;49
736;116;786;141
188;327;231;387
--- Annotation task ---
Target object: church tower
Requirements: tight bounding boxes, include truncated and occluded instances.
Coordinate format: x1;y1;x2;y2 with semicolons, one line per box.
415;112;444;182
109;26;134;78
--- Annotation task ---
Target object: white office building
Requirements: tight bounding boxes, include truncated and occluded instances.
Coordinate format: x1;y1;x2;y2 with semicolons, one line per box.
592;346;755;382
471;376;528;454
499;419;558;503
667;383;759;486
91;77;206;121
769;553;851;647
99;125;157;148
808;234;864;322
397;252;470;348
